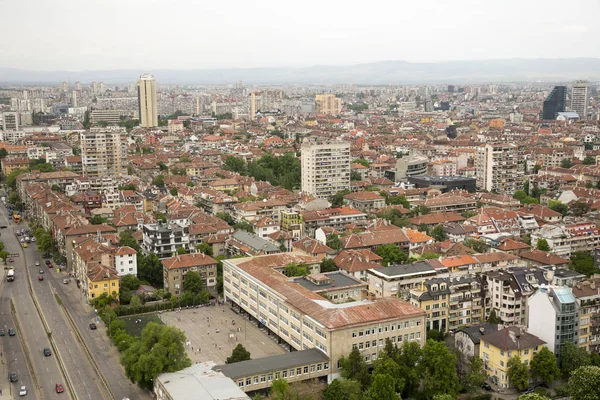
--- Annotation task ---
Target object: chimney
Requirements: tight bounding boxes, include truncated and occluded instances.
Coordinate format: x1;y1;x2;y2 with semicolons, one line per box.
479;327;485;334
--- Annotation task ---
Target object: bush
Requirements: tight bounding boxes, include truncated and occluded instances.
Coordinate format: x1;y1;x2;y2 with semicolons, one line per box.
534;387;551;398
469;394;492;400
113;295;213;317
553;384;569;398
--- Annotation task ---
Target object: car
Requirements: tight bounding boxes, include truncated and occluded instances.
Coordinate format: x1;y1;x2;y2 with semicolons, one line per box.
39;269;44;274
23;244;28;248
55;383;64;393
19;386;27;396
31;237;36;242
19;238;24;243
521;388;535;394
45;260;51;265
63;279;69;284
0;329;5;336
482;383;492;391
9;372;18;382
35;261;40;266
16;232;21;236
43;348;51;356
25;239;30;244
8;328;16;336
89;323;97;330
47;262;53;268
0;225;7;229
38;275;43;281
9;257;14;262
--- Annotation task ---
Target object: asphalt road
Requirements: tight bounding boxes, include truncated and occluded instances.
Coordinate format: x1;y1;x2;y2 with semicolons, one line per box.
0;209;64;398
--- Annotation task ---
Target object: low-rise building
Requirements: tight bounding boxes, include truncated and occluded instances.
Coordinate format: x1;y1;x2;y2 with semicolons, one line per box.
86;264;120;302
162;252;219;296
572;278;600;353
343;191;386;213
531;222;600;258
142;221;190;259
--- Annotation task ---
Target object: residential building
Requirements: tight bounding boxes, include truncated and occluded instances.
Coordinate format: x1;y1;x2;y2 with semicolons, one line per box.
531;222;600;258
343;191;386;213
142;221;190;259
479;327;546;388
528;286;579;361
80;127;127;177
333;249;382;281
302;207;367;237
571;80;589;119
455;324;501;360
280;210;303;239
226;230;281;257
572;278;600;353
541;86;567;120
162;252;218;295
2;157;29;176
409;176;476;193
292;237;335;261
388;154;428;182
476;143;525;195
90;109;122;125
138;73;158;127
301;140;350;198
223;253;426;379
1;112;19;131
86;264;120;302
368;261;439;299
315;94;342;115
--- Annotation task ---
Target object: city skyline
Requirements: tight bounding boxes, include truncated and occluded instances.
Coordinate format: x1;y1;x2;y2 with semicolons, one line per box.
1;0;599;71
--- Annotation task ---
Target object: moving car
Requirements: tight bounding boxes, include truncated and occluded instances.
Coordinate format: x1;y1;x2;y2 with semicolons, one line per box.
89;323;97;330
55;383;64;393
0;225;7;229
63;279;69;284
43;348;52;356
0;329;5;336
8;328;16;336
39;269;44;274
31;237;36;242
9;372;18;382
38;275;43;281
35;261;40;266
9;258;14;262
16;232;21;236
521;388;535;394
19;386;27;396
23;243;28;248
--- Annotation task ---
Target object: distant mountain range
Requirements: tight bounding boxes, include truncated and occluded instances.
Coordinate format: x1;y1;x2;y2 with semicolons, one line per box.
1;58;600;85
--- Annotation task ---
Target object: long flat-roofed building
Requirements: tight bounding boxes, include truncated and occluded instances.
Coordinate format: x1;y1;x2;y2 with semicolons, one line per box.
223;253;426;381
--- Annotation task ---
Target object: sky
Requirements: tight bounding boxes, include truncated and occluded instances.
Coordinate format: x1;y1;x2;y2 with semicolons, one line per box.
2;0;600;71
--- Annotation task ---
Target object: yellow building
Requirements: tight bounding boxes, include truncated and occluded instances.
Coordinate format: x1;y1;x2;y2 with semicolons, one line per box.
2;157;29;176
281;210;303;238
315;94;342;116
479;326;546;388
488;119;505;129
86;265;120;302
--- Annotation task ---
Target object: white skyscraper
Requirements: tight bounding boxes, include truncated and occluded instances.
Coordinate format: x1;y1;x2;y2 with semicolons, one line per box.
301;139;351;198
137;73;158;127
571;80;589;119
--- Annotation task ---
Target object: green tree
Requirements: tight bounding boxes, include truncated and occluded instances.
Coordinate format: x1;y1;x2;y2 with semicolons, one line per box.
169;187;178;196
224;156;246;173
569;200;591;217
463;238;489;253
569;251;599;276
137;254;163;288
384;194;410;208
6;169;28;190
568;365;600;400
397;340;422;397
530;347;559;384
326;234;342;251
121;322;190;389
330;190;352;207
375;244;409;266
270;378;289;400
226;344;251;364
368;374;396;400
372;353;404;393
284;262;310;277
37;232;53;257
582;156;596;165
507;356;529;391
560;159;574;168
183;271;203;295
0;250;9;263
233;220;254;233
430;225;448;242
350;171;362;181
215;212;235;225
560;342;590;379
320;258;338;273
119;230;141;252
176;247;187;255
548;200;569;216
487;309;502;324
353;158;369;167
419;339;460;397
129;295;142;312
152;175;165;188
196;243;213;257
90;215;109;225
519;394;551;400
324;378;364;400
464;356;487;394
0;148;8;158
536;238;550;251
411;205;431;216
340;347;371;389
420;251;442;260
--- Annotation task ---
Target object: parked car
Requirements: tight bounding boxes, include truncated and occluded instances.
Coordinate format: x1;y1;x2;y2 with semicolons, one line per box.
0;329;5;336
16;232;21;236
8;328;16;336
45;260;51;265
43;348;51;356
9;372;18;382
31;237;36;242
89;323;97;330
0;225;7;229
55;383;64;393
23;244;28;248
19;386;27;396
35;261;40;266
38;275;43;281
521;388;535;394
482;383;492;391
63;279;69;284
8;258;14;262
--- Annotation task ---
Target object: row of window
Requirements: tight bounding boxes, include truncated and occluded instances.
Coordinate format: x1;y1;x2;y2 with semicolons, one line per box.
351;320;420;337
354;332;420;350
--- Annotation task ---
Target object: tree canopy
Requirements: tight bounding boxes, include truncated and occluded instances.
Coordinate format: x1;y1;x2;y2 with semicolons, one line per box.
222;153;301;191
375;244;409;266
560;342;591;379
339;347;371;389
536;238;550;251
568;365;600;400
429;225;448;242
419;339;460;397
284;262;310;277
507;356;529;391
529;347;560;384
226;344;251;364
570;251;599;276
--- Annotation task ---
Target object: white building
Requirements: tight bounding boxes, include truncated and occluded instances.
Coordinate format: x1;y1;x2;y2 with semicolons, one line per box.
531;222;600;258
138;73;158;128
301;140;350;198
571;81;589;120
476;143;525;195
2;112;19;131
80;127;128;177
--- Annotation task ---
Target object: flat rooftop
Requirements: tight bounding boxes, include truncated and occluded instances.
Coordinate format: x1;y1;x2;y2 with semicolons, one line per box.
409;175;476;183
293;272;365;292
213;349;329;380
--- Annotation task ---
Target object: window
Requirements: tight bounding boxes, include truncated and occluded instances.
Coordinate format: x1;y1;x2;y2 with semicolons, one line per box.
297;368;302;375
500;361;504;367
238;380;243;387
268;374;273;381
317;364;322;371
290;369;295;377
304;366;309;374
246;378;251;386
283;371;287;378
254;377;259;384
310;365;315;372
104;284;108;289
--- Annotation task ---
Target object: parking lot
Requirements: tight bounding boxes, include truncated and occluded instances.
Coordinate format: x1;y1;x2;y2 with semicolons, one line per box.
158;304;286;365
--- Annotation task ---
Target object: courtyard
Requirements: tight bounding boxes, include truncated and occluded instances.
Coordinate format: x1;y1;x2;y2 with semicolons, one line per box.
158;303;286;365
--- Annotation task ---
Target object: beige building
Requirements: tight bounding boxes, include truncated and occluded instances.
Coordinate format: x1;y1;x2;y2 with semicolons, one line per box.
301;140;351;198
476;143;525;195
315;94;342;116
162;252;218;296
138;73;158;127
223;253;426;379
80;127;127;177
90;109;122;125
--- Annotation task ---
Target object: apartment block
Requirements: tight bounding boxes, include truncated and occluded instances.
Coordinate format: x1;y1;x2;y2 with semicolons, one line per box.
142;221;190;259
571;80;589;119
531;222;600;258
162;252;218;295
572;278;600;353
315;94;342;115
80;127;127;177
222;253;426;379
90;109;122;125
138;73;158;127
301;140;351;198
476;143;525;195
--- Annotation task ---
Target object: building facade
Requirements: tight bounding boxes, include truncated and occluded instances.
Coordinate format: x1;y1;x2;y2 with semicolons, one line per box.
138;73;158;127
162;252;218;296
571;80;589;119
80;127;127;177
541;86;566;120
315;94;342;115
476;143;525;195
301;140;351;198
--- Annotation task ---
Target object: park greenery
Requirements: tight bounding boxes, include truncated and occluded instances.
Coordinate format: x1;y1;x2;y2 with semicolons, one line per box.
223;153;301;191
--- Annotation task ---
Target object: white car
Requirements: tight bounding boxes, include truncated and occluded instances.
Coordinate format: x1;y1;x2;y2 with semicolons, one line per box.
31;237;36;242
35;261;40;266
19;386;27;396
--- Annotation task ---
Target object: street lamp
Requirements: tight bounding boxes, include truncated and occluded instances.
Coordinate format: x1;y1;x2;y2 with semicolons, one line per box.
8;358;17;398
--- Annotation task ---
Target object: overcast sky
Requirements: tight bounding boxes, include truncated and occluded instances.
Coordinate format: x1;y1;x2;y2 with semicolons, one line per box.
2;0;599;71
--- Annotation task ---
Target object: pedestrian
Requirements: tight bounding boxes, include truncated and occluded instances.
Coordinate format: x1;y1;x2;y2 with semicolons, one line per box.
207;331;210;335
191;346;193;351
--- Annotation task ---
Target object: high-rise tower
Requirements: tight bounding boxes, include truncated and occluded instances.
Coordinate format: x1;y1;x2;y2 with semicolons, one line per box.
137;73;158;127
571;80;589;120
541;86;566;120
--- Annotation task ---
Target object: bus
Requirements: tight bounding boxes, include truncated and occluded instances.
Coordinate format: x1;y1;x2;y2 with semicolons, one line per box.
13;213;20;224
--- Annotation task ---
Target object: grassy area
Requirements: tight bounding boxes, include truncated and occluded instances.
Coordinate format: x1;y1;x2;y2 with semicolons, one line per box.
120;314;164;337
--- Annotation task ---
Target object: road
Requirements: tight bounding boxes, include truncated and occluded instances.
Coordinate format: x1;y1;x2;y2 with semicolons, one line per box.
1;191;150;400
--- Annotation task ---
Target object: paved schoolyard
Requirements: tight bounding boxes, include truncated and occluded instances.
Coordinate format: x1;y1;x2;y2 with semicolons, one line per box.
158;304;286;365
121;314;164;336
